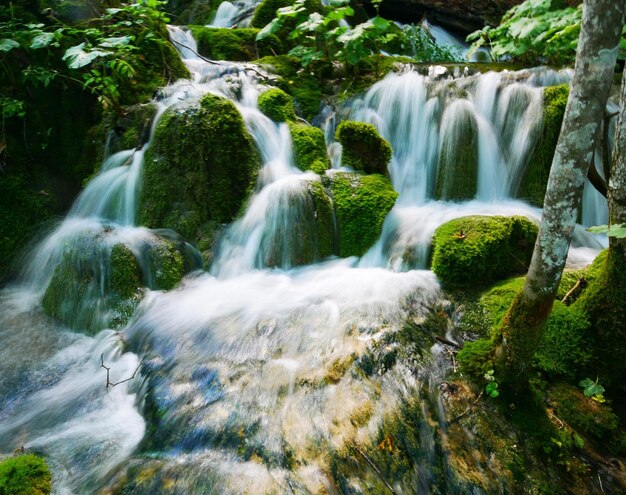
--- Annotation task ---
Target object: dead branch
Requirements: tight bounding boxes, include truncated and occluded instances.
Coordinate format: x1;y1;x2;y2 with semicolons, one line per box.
448;390;484;425
435;335;459;348
561;277;587;306
352;445;398;495
100;354;142;389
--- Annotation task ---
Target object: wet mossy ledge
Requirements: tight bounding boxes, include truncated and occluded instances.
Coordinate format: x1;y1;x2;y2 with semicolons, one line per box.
518;84;569;206
139;93;260;244
188;26;284;62
431;215;538;288
327;172;398;258
258;87;297;123
0;454;51;495
335;121;392;176
42;230;198;333
289;123;330;174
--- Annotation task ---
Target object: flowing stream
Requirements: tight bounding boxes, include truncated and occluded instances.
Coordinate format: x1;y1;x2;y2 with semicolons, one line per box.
0;25;609;494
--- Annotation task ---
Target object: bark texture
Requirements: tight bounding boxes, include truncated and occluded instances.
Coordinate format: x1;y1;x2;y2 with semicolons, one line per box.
496;0;626;385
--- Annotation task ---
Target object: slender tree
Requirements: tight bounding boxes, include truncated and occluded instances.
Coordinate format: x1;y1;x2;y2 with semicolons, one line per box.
495;0;626;387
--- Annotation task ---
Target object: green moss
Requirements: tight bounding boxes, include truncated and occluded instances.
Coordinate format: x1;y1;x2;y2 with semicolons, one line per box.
253;55;323;121
436;109;478;200
328;172;398;257
0;454;51;495
572;245;626;387
149;240;185;291
431;216;537;288
288;122;330;173
110;243;143;299
188;27;284;62
258;88;297;122
518;84;569;206
140;93;259;241
549;383;619;440
335;121;392;176
249;0;292;28
457;338;496;378
168;0;222;24
307;179;335;258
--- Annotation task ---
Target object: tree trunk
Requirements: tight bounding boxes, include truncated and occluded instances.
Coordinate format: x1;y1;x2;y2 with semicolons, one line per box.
496;0;626;387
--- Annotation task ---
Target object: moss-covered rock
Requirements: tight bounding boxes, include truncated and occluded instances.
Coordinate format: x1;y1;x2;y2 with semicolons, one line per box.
42;232;194;333
288;122;330;173
436;104;478;200
335;121;392;176
258;88;297;122
253;55;324;121
458;274;592;381
0;454;51;495
518;84;569;206
548;383;619;440
572;246;626;388
139;93;260;241
167;0;222;24
188;27;284;62
431;215;537;288
328;172;397;257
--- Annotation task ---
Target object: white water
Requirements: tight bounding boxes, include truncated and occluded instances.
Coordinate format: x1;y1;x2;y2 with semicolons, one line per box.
0;26;611;494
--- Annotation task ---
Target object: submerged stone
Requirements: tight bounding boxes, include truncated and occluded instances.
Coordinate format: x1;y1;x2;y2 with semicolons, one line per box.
431;215;537;287
327;172;398;258
139;93;260;242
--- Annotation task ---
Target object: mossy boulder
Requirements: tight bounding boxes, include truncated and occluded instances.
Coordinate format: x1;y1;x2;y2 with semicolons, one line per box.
188;27;284;62
139;93;260;241
257;177;334;267
167;0;222;24
253;55;323;121
335;121;392;176
518;84;569;206
327;172;398;257
42;232;195;333
458;275;592;380
0;454;51;495
436;104;478;200
431;215;537;288
289;122;330;174
572;246;626;388
258;88;297;122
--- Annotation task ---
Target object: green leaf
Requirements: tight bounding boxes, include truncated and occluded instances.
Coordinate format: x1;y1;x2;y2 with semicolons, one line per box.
99;36;133;48
63;43;111;69
256;18;283;41
370;16;390;31
485;382;499;398
31;32;55;49
579;378;605;398
587;224;626;238
0;38;20;52
572;433;585;449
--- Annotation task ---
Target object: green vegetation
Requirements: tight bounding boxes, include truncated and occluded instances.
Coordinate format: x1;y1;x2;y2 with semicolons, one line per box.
257;88;297;122
467;0;585;65
328;172;397;257
0;454;51;495
335;121;392;176
431;216;538;288
250;0;293;28
140;93;259;241
518;84;569;206
188;27;284;62
289;122;330;173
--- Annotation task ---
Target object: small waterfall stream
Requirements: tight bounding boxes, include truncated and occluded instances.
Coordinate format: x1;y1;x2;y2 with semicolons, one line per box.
0;25;610;494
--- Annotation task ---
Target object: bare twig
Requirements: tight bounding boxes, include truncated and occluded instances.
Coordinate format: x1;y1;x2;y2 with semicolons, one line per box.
352;445;398;495
561;277;587;306
448;390;484;425
100;354;142;388
435;335;459;348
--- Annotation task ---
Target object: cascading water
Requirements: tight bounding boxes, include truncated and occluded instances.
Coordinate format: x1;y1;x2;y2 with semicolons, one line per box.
0;24;612;495
328;66;606;270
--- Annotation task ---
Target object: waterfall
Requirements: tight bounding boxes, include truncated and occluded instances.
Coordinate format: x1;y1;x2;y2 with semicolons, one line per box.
0;25;611;494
